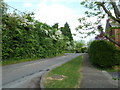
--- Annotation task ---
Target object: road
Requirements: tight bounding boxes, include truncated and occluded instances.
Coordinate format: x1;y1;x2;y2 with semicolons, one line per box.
2;53;81;88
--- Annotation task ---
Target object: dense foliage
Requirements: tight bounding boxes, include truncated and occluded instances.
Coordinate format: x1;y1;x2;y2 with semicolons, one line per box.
2;1;74;61
74;40;85;53
60;23;73;41
88;40;119;68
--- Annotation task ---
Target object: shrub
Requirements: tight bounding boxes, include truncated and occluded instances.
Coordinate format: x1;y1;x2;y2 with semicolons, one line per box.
81;47;87;53
88;40;119;68
116;49;120;66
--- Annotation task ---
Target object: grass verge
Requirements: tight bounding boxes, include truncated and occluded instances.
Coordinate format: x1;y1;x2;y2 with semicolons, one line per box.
43;55;82;88
2;53;64;66
2;58;41;66
0;61;1;66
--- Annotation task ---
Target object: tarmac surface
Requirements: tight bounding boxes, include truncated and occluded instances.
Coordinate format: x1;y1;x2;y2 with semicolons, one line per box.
2;53;80;88
80;54;119;88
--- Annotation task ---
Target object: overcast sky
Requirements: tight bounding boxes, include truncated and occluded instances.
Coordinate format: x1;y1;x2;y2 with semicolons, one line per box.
4;0;101;43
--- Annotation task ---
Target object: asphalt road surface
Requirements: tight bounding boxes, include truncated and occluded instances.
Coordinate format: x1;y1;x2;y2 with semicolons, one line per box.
2;53;81;88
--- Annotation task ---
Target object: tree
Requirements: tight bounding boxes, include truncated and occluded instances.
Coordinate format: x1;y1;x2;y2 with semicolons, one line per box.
52;23;59;29
61;22;73;41
74;40;85;53
1;0;7;14
76;0;120;47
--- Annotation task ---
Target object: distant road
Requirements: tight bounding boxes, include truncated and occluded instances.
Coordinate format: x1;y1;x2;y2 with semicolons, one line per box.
2;53;81;88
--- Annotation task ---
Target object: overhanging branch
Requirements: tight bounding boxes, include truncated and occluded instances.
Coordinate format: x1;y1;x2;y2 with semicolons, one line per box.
110;1;120;19
98;2;120;23
98;25;120;47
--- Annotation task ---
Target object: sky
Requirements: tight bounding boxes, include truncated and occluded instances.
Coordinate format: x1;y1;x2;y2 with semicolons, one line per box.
4;0;101;43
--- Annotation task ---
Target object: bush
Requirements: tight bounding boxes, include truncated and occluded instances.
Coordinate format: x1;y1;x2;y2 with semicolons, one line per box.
88;40;119;68
116;50;120;66
81;47;87;53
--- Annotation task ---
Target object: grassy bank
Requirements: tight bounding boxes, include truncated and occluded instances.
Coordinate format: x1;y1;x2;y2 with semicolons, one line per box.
2;53;64;66
43;55;83;88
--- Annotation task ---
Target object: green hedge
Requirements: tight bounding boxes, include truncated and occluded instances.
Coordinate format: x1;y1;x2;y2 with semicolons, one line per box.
116;50;120;66
1;0;74;62
2;13;72;61
88;40;119;68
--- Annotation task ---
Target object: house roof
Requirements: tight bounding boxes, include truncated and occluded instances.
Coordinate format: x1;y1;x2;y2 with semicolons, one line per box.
106;19;120;28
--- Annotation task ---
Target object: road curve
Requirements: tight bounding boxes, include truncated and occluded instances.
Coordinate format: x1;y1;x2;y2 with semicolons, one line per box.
2;53;81;88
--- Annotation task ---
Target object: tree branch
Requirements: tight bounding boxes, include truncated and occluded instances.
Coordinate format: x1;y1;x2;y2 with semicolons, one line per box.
110;0;120;19
103;33;120;47
98;25;120;47
98;2;120;23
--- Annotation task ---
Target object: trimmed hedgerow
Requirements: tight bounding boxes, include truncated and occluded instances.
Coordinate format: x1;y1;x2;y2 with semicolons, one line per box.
88;40;119;68
2;0;74;62
116;50;120;66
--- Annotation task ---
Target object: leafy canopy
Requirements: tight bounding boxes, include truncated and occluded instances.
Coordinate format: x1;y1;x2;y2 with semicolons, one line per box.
76;0;120;47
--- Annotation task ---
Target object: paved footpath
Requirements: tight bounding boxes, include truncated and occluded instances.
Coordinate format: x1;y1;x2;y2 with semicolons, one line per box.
80;54;119;88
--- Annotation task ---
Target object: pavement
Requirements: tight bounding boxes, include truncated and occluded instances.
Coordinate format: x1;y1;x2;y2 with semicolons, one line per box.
80;54;119;88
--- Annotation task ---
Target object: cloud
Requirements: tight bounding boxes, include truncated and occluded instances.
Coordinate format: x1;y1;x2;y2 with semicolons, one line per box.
23;3;33;7
34;2;82;40
5;0;36;2
37;0;82;4
34;1;100;42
